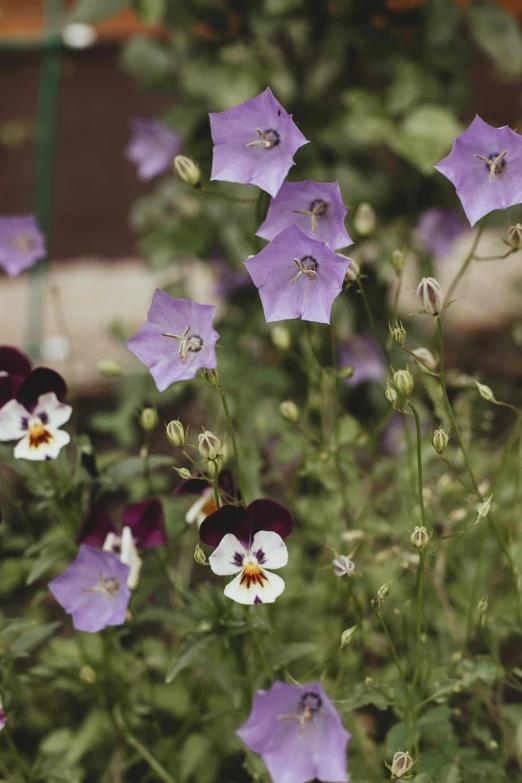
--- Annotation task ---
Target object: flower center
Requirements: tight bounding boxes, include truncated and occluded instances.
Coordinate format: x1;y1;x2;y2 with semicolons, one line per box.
246;128;280;150
28;420;53;449
12;233;35;252
290;255;317;286
278;691;323;736
84;571;121;599
162;326;208;364
240;561;268;589
475;150;507;182
293;199;329;233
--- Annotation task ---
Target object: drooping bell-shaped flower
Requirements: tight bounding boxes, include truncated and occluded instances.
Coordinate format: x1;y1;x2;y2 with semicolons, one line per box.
434;116;522;226
256;180;352;250
0;215;46;276
0;391;72;461
210;87;309;197
244;224;350;324
126;290;220;391
48;545;131;633
126;118;181;181
237;680;350;783
414;209;465;259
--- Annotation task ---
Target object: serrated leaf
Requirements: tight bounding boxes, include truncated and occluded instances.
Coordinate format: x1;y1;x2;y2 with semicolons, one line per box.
166;635;215;683
10;622;62;658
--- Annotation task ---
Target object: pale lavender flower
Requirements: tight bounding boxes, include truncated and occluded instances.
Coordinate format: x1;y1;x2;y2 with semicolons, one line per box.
415;209;465;259
126;118;181;181
48;545;131;633
434;116;522;226
210;87;309;197
0;710;6;731
257;180;352;250
244;224;349;323
337;336;386;388
332;555;355;578
0;215;45;276
0;391;71;461
237;680;350;783
126;290;220;391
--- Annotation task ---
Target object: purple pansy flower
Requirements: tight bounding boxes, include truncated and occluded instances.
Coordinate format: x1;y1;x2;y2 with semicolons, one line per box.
257;180;352;250
210;87;309;198
77;498;166;549
0;215;46;276
244;224;349;324
337;336;387;388
175;469;239;527
0;345;67;410
199;498;293;548
48;545;131;633
0;392;72;461
126;290;220;391
434;116;522;226
126;118;182;181
209;530;288;605
237;680;350;783
414;209;465;259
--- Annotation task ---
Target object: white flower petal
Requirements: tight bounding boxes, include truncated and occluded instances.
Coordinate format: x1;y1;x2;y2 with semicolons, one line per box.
34;392;72;429
185;488;217;526
224;568;285;605
250;530;288;570
14;428;70;461
0;399;29;441
209;533;246;576
120;527;142;590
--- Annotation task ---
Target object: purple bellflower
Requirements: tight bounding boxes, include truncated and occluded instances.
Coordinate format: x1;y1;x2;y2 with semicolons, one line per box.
434;116;522;226
209;530;288;605
415;209;465;259
48;545;131;632
0;392;72;461
126;290;220;391
0;710;6;732
0;345;67;409
0;215;46;276
126;118;181;181
175;469;239;527
237;680;350;783
199;498;293;548
337;336;387;388
77;498;167;549
244;224;349;324
210;87;309;197
257;180;352;250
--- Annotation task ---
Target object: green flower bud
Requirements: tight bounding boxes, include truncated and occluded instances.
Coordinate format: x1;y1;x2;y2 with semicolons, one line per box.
364;677;374;687
270;325;291;351
140;407;159;432
343;259;360;282
478;594;488;615
174;155;201;187
432;427;449;455
194;543;208;566
175;467;192;479
353;202;376;236
198;431;222;461
389;321;406;347
390;751;413;778
391;248;405;273
79;665;96;684
385;382;398;405
508;223;522;250
416;277;443;315
280;400;300;424
477;494;493;518
166;420;185;448
377;579;393;602
412;347;437;373
410;525;429;549
98;358;123;376
340;626;357;648
475;380;496;402
202;368;220;387
393;369;414;398
338;365;355;380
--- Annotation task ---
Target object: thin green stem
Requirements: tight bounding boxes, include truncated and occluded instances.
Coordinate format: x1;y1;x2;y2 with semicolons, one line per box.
219;387;247;504
357;278;391;370
113;707;178;783
446;219;487;302
200;185;257;203
212;460;221;509
3;727;30;781
244;608;273;681
408;403;427;527
374;609;411;750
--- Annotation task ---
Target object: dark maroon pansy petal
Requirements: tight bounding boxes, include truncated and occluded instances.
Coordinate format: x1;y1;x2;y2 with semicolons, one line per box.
247;499;293;540
174;476;208;496
122;498;166;548
199;505;251;547
0;375;21;407
218;469;240;500
77;505;117;547
16;367;68;411
0;346;32;378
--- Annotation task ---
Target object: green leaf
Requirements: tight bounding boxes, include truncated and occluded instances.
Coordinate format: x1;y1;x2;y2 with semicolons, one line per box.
67;0;129;24
10;622;62;658
165;635;215;683
131;0;165;24
467;2;522;74
390;105;462;175
26;540;73;586
105;455;173;483
269;642;318;669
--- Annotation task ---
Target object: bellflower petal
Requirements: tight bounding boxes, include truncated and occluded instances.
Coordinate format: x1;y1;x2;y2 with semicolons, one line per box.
337;336;387;388
126;118;181;180
210;87;309;197
434;115;522;226
414;209;465;259
257;180;352;250
237;681;350;783
0;215;46;276
244;224;349;324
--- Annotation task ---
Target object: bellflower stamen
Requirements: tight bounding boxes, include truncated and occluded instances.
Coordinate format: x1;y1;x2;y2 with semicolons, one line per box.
293;199;329;233
475;150;508;182
83;571;121;599
161;325;208;364
246;127;280;149
290;256;317;286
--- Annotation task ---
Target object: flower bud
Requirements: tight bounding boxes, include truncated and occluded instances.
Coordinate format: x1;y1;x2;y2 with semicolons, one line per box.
410;525;429;549
344;259;360;282
98;358;123;376
508;223;522;250
332;555;355;578
477;494;493;518
478;594;488;615
166;419;185;448
412;347;438;373
174;155;201;187
175;467;192;479
340;626;356;648
79;665;96;684
271;325;291;351
280;400;300;424
194;543;208;566
338;365;355;380
416;276;443;315
140;407;158;432
385;382;398;405
377;579;393;602
202;368;220;387
474;380;495;402
389;321;406;347
364;676;374;687
198;431;221;461
391;248;405;273
353;202;376;236
393;369;414;398
432;427;449;455
390;751;413;778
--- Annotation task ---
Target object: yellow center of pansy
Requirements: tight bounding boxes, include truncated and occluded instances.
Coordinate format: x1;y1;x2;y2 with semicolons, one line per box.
28;422;52;449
